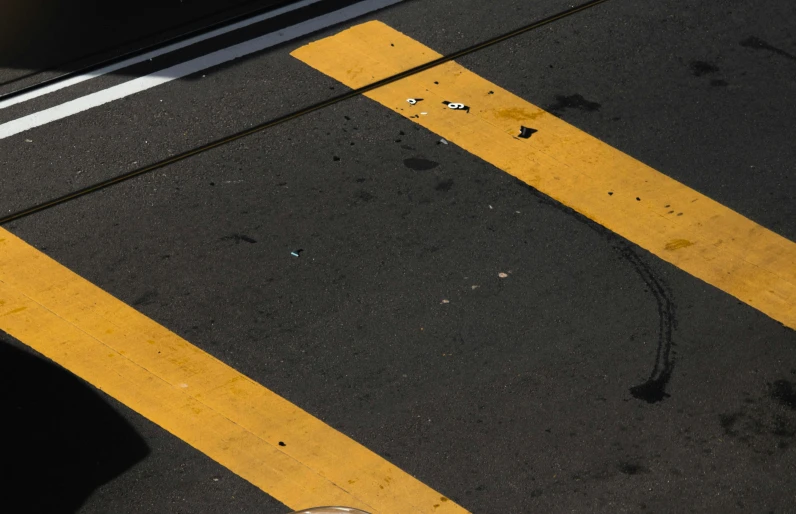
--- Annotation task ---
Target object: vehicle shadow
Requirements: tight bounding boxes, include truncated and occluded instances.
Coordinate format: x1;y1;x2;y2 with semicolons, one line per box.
0;334;149;513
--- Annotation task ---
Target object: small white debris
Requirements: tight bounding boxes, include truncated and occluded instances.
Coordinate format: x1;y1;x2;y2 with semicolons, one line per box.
488;205;493;209
498;272;508;278
439;138;449;145
471;285;479;290
420;112;428;115
441;299;450;304
25;139;32;143
407;98;418;105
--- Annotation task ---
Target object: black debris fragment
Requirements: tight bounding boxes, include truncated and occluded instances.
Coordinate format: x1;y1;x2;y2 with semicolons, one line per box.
222;234;256;244
518;126;537;139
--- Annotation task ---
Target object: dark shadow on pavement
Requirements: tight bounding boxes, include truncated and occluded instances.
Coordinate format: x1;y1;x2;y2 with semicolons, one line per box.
0;334;149;513
0;0;288;87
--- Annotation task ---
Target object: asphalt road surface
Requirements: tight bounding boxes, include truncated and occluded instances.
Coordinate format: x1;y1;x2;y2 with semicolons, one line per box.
1;0;795;513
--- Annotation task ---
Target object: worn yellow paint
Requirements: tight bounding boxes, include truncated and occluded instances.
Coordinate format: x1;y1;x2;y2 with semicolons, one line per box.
665;239;695;251
292;21;796;329
0;227;467;514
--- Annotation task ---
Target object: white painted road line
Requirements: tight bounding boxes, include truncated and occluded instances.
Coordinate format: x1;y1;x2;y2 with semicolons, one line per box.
0;0;324;110
0;0;403;140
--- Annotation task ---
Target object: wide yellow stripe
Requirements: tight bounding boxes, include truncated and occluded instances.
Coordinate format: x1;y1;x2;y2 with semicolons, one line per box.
291;21;796;329
0;228;465;514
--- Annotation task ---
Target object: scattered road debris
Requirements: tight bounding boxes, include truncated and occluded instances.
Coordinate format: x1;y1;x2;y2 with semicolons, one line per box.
291;249;303;257
498;272;508;278
518;126;537;139
471;285;480;290
441;299;450;304
439;138;449;145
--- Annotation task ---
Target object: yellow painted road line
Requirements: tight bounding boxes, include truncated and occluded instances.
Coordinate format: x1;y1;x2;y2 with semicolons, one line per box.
291;21;796;329
0;228;465;514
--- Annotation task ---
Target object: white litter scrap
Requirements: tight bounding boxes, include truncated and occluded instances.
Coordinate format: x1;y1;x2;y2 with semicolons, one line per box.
498;272;508;278
439;138;448;145
443;101;470;112
407;98;417;105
